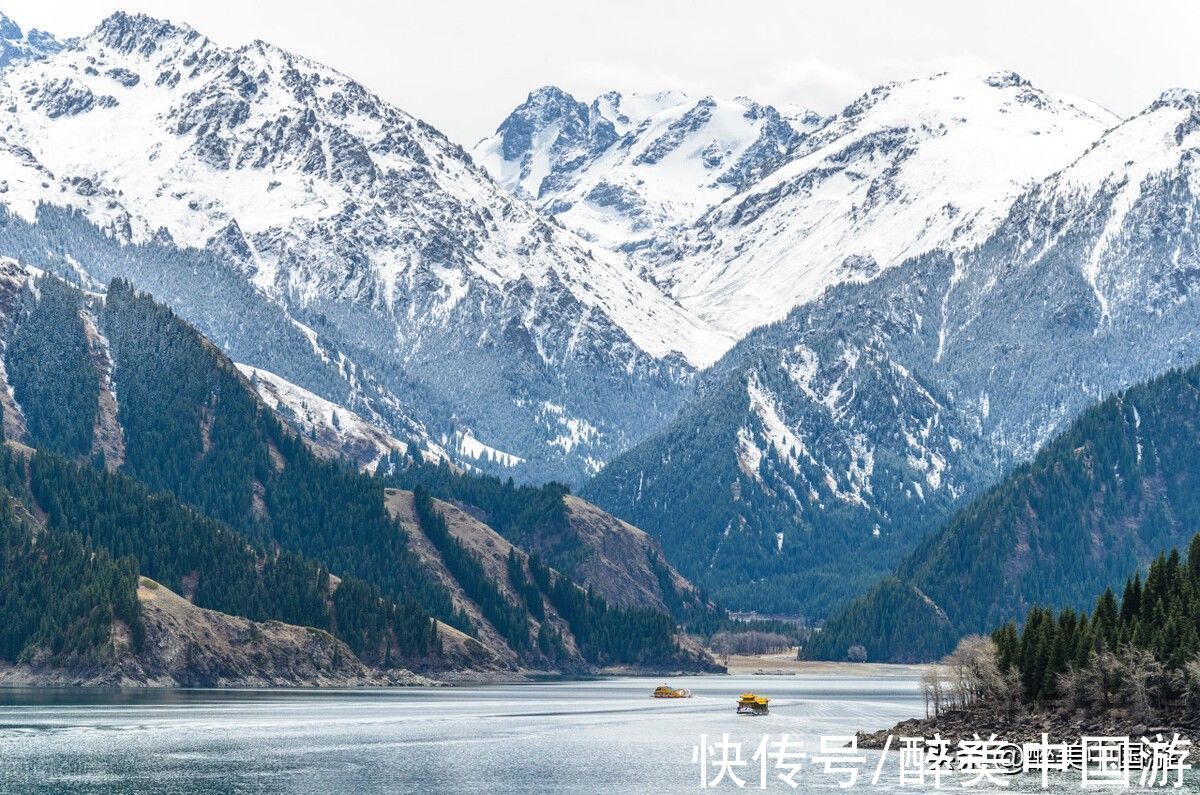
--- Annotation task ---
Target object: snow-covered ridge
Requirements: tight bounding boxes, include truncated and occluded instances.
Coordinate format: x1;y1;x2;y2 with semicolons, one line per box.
652;70;1120;339
473;85;825;255
0;11;726;367
482;72;1120;347
238;363;445;472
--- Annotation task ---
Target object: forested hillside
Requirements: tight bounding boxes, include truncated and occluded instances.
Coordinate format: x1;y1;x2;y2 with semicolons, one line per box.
0;270;713;678
995;536;1200;705
27;449;437;664
0;452;142;666
384;456;716;624
809;361;1200;662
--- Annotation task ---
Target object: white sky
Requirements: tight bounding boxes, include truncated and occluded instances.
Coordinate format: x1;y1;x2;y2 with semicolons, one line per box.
3;1;1198;146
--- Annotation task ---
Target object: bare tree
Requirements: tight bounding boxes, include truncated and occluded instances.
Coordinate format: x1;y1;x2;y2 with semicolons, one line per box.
1056;664;1086;711
1183;655;1200;711
1079;648;1123;711
920;666;945;717
1118;645;1165;720
942;635;1002;710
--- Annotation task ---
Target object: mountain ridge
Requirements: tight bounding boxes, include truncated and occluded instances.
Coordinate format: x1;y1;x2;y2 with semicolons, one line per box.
584;83;1200;616
808;357;1200;662
0;10;728;486
0;262;720;681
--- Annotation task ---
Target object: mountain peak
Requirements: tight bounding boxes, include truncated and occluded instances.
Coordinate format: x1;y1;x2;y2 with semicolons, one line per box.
0;11;22;40
92;11;201;56
0;10;60;67
526;84;579;104
982;69;1031;89
1148;87;1200;113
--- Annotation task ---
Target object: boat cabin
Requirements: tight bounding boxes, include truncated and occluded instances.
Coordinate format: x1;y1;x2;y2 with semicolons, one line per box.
736;693;769;715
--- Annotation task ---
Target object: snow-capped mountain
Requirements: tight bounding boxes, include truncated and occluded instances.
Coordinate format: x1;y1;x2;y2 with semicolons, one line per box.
6;7;1200;625
0;11;730;484
656;72;1118;337
585;86;1200;615
484;73;1118;344
0;12;59;68
473;86;824;255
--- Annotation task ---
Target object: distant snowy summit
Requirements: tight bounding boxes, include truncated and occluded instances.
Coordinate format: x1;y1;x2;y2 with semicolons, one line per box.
478;73;1119;341
473;86;824;254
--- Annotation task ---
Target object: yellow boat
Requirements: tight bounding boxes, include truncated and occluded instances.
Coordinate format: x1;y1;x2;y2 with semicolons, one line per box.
652;684;693;699
736;692;770;715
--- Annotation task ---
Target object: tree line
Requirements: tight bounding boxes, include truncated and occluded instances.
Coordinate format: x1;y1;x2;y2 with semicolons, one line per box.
918;533;1200;724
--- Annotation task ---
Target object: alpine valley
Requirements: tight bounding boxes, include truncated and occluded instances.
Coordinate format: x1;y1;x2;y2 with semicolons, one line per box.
3;5;1200;682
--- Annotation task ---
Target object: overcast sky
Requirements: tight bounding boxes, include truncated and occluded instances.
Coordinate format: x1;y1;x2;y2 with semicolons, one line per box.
3;1;1198;146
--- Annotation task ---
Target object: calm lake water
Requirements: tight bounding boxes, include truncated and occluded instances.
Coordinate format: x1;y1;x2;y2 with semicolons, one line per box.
0;673;1195;793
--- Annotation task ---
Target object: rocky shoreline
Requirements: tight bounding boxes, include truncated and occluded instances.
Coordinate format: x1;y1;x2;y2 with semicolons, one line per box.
858;707;1200;762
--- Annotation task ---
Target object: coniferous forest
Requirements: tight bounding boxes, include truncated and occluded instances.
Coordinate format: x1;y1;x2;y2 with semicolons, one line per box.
808;361;1200;663
897;534;1200;738
0;275;705;675
994;534;1200;710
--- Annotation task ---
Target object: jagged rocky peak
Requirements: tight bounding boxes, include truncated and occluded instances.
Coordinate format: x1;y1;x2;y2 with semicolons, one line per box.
474;84;826;256
1147;86;1200;113
484;84;619;198
982;68;1029;88
91;10;205;56
0;11;61;68
0;11;22;40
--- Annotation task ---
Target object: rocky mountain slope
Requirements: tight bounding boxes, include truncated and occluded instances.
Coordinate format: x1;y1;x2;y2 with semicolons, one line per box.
0;11;58;68
238;362;439;472
810;358;1200;662
381;456;713;622
0;577;431;688
474;86;823;255
585;87;1200;616
0;564;433;688
0;11;729;485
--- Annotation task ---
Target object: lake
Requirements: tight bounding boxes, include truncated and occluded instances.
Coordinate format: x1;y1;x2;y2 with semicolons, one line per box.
0;672;1195;793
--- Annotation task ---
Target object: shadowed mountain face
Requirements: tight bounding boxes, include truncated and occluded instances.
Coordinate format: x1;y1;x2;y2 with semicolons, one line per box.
810;359;1200;663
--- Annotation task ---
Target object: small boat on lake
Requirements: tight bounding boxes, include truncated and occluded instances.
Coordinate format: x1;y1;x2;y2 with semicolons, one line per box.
736;693;769;715
652;684;692;699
